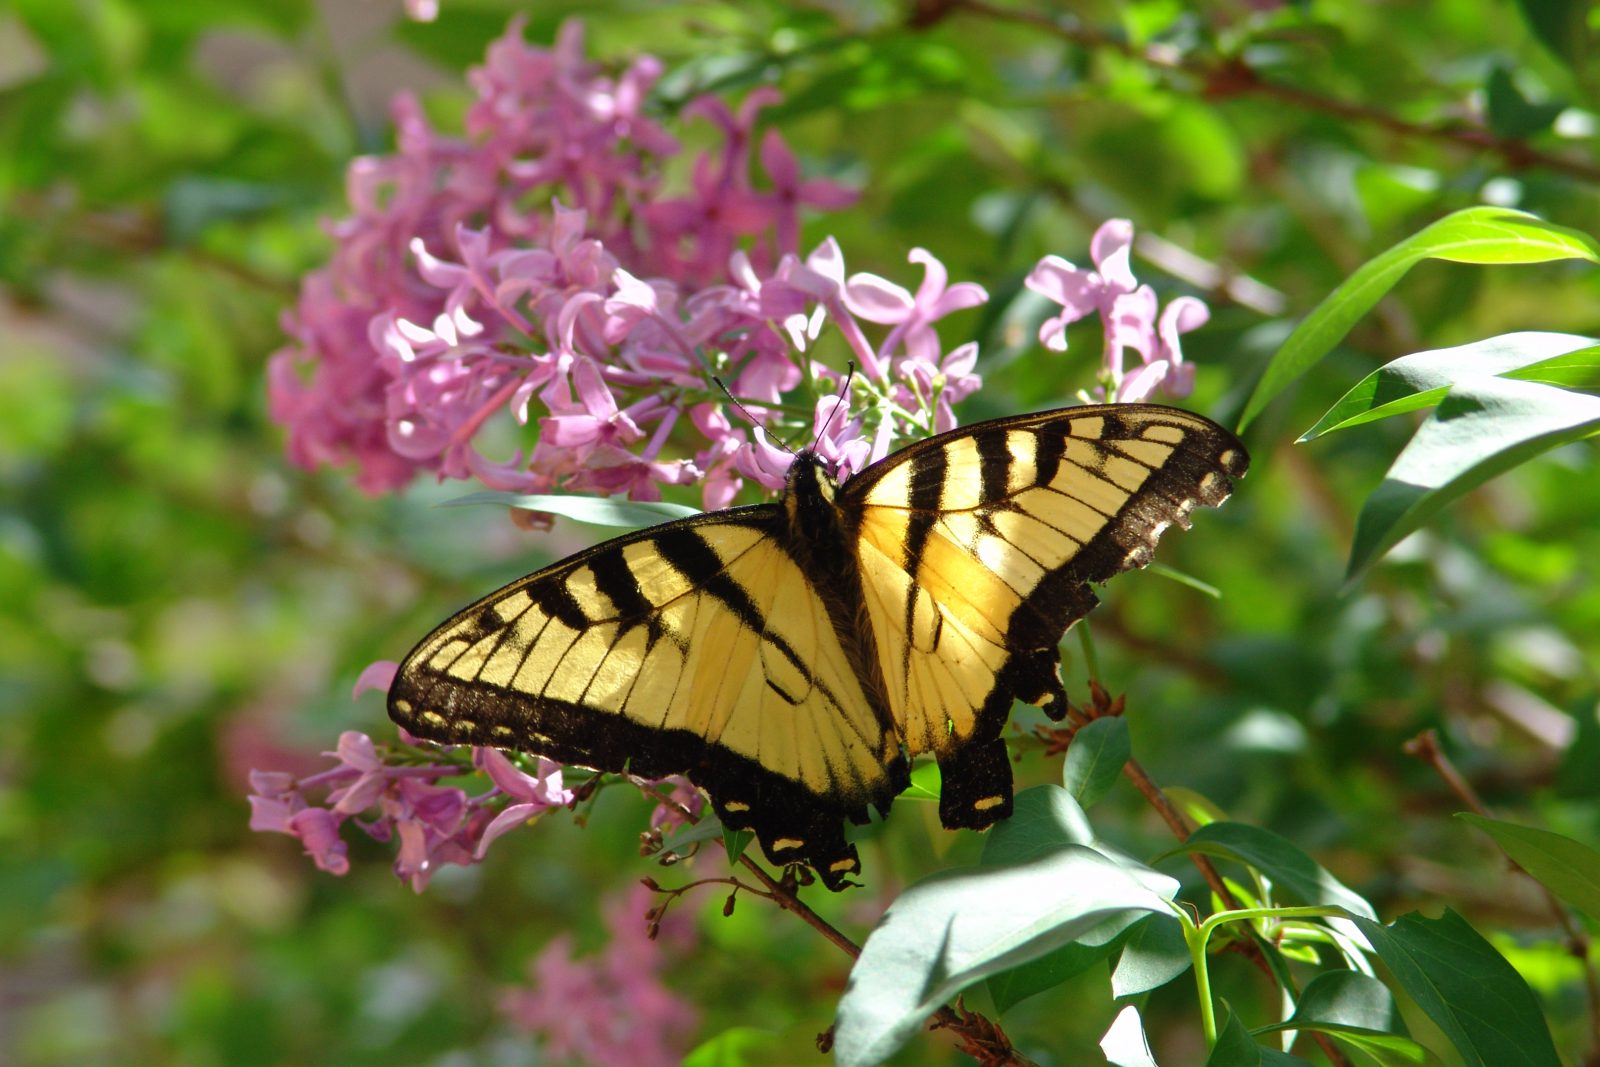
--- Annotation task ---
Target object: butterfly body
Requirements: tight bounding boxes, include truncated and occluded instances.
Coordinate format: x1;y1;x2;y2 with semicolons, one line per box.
390;404;1247;888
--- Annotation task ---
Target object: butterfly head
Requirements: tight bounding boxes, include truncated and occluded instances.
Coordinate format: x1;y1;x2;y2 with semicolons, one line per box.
784;449;838;503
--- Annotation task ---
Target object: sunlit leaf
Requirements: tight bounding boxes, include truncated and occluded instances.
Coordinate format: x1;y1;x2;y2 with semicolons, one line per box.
440;491;700;525
1241;208;1600;429
1347;377;1600;578
834;847;1175;1067
1301;332;1598;441
1101;1005;1160;1067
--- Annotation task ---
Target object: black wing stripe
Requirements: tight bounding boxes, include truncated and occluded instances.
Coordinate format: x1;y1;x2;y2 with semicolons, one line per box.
652;525;851;723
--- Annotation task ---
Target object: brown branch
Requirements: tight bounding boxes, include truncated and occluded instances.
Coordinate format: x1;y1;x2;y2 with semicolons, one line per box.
1405;729;1600;1064
945;1;1600;185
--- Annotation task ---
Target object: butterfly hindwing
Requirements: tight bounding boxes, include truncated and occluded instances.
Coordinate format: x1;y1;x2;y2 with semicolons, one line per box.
388;507;906;887
841;404;1248;828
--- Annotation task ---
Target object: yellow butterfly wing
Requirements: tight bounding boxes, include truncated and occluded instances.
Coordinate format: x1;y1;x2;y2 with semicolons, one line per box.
388;509;906;887
840;404;1248;828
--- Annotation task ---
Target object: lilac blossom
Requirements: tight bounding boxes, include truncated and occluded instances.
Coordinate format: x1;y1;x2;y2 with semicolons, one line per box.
248;728;573;891
1025;218;1202;402
499;884;698;1067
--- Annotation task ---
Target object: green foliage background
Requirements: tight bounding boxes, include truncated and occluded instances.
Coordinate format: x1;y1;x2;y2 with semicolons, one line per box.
3;1;1598;1064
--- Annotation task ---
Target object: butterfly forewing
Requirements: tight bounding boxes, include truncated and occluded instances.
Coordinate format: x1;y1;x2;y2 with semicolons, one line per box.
841;405;1248;827
389;507;904;887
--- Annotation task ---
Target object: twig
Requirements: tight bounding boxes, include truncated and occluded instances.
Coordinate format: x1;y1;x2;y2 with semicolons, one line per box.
1406;729;1600;1064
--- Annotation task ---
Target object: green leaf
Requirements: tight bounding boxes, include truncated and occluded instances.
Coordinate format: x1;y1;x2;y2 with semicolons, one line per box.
657;813;725;857
1269;971;1399;1032
439;491;701;526
980;785;1095;865
1173;822;1377;919
1347;377;1600;579
1255;971;1426;1065
721;826;754;867
1207;1006;1260;1066
1484;67;1564;139
987;927;1133;1014
902;760;942;802
1301;332;1598;441
1101;1005;1160;1067
1147;561;1222;598
1353;910;1562;1067
980;787;1169;1011
1063;717;1130;808
682;1027;783;1067
1458;814;1600;920
1556;701;1600;798
1513;0;1592;74
833;847;1176;1067
1112;914;1192;998
1240;207;1600;429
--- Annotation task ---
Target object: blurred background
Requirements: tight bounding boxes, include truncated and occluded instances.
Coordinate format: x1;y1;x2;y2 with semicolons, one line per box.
3;1;1599;1064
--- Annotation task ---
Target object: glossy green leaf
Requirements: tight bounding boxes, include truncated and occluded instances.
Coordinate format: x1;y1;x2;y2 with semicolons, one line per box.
1063;716;1130;808
440;491;700;525
1112;914;1192;998
1101;1005;1160;1067
1353;910;1562;1067
1458;814;1600;920
1301;332;1598;441
1240;207;1600;429
834;847;1176;1067
1173;822;1377;919
1347;377;1600;579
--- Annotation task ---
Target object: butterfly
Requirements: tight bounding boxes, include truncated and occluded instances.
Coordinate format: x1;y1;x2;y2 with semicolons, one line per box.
389;403;1247;889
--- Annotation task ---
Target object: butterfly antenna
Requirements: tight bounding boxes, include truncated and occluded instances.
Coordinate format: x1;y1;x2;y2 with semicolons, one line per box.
813;362;856;450
712;374;797;457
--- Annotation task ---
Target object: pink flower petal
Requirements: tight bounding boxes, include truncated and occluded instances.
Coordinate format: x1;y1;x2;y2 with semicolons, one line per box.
352;660;399;699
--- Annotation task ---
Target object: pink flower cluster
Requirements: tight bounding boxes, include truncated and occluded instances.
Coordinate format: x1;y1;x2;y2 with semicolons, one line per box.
1026;218;1202;403
499;884;698;1067
266;18;1012;512
248;727;573;891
